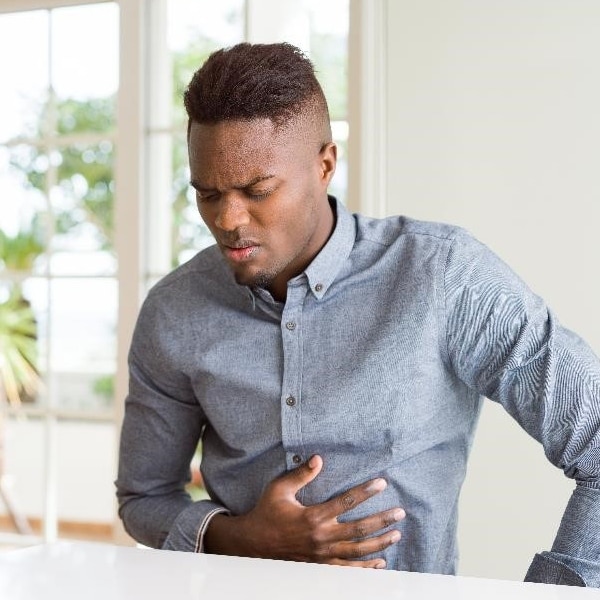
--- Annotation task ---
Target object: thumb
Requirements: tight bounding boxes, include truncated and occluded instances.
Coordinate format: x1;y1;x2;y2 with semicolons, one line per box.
276;454;323;495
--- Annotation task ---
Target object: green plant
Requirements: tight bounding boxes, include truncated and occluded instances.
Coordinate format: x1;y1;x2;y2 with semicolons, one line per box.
0;229;42;536
0;228;44;272
92;374;114;403
0;286;38;536
0;287;40;407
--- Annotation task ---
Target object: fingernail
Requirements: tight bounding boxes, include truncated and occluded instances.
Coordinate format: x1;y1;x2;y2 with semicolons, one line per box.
390;530;401;543
393;509;406;521
308;455;320;469
375;560;387;569
366;478;387;493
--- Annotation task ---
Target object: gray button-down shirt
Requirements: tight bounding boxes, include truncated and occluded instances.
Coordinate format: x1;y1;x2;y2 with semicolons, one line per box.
117;198;600;585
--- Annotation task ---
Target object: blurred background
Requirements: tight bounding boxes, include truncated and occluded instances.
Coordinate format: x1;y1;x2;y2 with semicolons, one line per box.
1;0;599;584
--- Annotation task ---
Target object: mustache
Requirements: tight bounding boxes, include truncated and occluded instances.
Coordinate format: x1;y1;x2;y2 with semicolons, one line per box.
217;235;259;248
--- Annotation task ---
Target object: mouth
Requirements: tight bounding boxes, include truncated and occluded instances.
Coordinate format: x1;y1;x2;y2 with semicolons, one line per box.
221;243;259;263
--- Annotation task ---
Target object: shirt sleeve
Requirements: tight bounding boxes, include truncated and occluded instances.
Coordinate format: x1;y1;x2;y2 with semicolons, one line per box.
442;231;600;586
115;292;228;551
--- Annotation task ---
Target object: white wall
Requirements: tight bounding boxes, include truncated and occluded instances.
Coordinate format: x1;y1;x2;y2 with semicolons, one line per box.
379;0;600;581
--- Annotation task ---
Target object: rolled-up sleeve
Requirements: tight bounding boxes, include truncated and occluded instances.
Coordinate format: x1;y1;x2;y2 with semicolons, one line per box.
444;232;600;586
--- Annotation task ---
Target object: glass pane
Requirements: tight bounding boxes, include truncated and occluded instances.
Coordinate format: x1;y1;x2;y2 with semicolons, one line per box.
0;278;44;413
330;121;349;204
47;278;117;412
164;1;244;267
0;146;48;276
172;133;214;267
14;277;47;411
0;11;49;143
169;0;245;127
1;416;46;539
56;421;116;529
51;4;119;111
48;142;116;274
306;0;349;204
307;0;349;121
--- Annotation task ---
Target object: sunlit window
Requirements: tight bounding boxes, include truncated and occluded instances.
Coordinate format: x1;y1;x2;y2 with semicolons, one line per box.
0;1;119;546
0;0;349;550
147;0;349;272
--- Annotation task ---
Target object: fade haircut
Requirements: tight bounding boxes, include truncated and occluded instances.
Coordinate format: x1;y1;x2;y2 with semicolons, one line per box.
183;42;331;141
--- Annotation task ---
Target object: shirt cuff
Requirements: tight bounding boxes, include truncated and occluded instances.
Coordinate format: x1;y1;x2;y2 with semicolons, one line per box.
525;552;586;586
525;484;600;587
161;500;230;553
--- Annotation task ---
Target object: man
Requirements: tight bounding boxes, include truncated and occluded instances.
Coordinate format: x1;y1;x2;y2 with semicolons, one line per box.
116;42;600;585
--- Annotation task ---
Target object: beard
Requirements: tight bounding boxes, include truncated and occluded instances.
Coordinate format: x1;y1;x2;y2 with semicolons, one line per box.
233;269;275;291
250;271;276;290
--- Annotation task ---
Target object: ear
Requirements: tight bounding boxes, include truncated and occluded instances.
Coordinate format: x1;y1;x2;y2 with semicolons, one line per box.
318;142;337;187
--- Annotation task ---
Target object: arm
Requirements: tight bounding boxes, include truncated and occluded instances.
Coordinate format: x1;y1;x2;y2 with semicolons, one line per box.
116;347;223;550
443;232;600;586
115;294;224;551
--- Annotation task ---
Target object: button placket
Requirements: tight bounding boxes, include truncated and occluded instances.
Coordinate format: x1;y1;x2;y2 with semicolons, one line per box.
279;285;305;470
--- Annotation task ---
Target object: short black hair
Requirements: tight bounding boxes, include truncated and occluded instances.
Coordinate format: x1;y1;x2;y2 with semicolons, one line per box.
184;42;330;135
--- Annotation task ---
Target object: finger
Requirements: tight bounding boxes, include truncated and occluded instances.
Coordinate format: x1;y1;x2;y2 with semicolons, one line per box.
333;529;401;560
338;508;406;541
322;477;387;518
273;454;323;496
328;558;387;569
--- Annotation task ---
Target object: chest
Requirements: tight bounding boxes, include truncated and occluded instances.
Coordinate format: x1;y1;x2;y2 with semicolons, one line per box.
189;277;460;456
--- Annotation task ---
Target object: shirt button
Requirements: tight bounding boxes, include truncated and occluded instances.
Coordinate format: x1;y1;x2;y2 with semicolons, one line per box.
292;454;302;464
285;321;296;331
285;395;296;407
315;283;323;292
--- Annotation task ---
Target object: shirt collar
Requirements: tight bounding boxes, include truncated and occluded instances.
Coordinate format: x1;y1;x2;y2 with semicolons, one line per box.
303;196;356;300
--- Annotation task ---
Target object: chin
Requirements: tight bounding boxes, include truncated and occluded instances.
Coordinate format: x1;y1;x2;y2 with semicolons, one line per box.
233;269;274;290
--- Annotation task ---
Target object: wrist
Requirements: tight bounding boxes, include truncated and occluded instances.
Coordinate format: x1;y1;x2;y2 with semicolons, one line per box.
204;512;249;556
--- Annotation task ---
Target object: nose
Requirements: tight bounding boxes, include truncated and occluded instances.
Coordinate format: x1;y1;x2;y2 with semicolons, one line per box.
213;195;251;232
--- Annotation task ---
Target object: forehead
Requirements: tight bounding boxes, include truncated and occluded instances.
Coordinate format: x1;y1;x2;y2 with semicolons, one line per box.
190;117;278;153
188;118;315;186
190;120;282;169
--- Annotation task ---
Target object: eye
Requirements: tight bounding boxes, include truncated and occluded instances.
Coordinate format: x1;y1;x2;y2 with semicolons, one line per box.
245;188;272;201
196;190;220;203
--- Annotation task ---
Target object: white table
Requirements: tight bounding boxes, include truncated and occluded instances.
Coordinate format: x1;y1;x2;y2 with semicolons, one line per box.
0;541;598;599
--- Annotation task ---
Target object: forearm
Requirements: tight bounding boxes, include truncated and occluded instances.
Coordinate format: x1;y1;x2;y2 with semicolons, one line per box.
525;484;600;587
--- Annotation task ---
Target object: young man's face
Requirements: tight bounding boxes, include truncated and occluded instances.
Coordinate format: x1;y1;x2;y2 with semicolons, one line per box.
188;118;336;301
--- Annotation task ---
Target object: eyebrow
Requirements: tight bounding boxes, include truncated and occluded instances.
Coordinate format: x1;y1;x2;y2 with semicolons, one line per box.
189;175;275;192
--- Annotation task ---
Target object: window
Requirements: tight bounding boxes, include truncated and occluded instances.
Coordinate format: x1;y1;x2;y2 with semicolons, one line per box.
148;0;349;276
0;0;349;548
0;1;119;545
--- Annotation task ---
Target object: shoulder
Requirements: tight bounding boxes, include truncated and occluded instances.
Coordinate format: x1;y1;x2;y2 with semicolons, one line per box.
130;245;236;352
145;245;228;302
353;212;475;250
136;244;237;328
